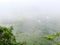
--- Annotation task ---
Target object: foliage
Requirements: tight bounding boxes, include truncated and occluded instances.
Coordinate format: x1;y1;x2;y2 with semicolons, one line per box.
44;32;60;45
0;26;60;45
0;26;18;45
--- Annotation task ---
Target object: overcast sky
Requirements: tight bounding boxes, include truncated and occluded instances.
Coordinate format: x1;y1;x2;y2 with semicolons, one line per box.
0;0;60;22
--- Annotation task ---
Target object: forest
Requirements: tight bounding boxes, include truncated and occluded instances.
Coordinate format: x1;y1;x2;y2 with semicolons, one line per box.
0;25;60;45
0;0;60;45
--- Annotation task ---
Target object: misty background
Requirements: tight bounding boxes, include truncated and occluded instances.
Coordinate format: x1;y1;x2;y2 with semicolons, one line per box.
0;0;60;43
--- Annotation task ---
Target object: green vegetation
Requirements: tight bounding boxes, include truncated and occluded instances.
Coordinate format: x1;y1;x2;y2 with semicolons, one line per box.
0;26;19;45
43;32;60;45
0;26;60;45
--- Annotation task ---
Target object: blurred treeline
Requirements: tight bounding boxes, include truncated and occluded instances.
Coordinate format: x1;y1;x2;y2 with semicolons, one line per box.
0;26;60;45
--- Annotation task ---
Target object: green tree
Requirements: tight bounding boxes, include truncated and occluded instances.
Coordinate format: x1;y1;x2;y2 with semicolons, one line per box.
0;26;18;45
44;32;60;45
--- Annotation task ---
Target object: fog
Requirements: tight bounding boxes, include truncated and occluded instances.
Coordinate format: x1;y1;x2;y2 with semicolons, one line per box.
0;0;60;43
0;0;60;21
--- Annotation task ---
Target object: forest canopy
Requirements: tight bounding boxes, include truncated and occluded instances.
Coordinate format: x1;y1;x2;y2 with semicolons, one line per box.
0;26;60;45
